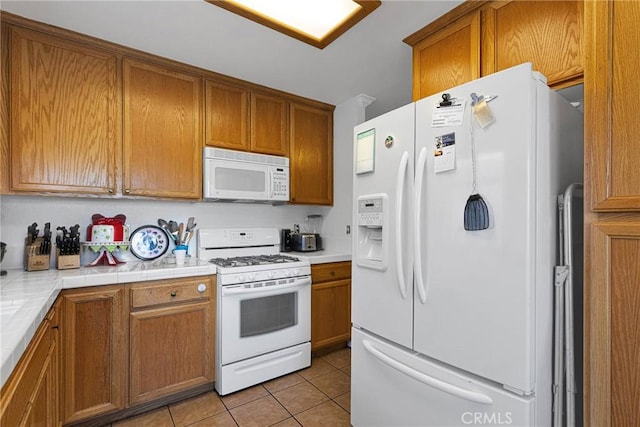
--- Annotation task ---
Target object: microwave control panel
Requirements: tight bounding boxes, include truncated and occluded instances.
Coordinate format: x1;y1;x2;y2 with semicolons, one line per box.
357;197;384;227
271;166;289;200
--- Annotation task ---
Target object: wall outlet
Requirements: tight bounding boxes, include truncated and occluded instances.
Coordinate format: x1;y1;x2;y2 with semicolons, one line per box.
293;224;300;233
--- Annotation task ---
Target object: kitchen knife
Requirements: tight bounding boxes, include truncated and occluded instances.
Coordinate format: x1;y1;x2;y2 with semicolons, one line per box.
41;222;51;255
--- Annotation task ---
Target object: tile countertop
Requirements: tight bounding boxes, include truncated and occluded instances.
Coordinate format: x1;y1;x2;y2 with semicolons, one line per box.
0;258;217;389
0;252;352;390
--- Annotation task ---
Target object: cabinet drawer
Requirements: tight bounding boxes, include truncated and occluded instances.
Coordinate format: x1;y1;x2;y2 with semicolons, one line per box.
311;262;352;284
130;277;213;309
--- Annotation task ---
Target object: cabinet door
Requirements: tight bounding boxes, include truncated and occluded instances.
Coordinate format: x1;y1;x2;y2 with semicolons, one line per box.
19;350;56;427
123;59;202;199
481;0;583;89
1;23;10;194
61;285;125;424
250;92;288;156
585;0;640;211
411;11;480;101
289;102;333;205
205;80;250;151
9;26;119;194
129;301;214;405
311;279;351;352
587;220;640;426
584;1;640;426
0;303;57;426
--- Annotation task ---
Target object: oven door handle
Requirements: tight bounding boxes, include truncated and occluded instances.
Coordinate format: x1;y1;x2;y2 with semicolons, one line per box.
222;276;311;295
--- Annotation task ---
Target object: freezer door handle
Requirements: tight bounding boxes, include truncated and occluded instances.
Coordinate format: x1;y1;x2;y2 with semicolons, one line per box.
414;147;428;304
363;339;493;405
395;151;409;299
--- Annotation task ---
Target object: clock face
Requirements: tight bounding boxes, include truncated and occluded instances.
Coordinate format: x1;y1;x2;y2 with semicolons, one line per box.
129;225;169;260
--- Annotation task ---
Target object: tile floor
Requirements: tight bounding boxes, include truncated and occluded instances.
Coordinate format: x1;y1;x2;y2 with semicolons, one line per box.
111;347;351;427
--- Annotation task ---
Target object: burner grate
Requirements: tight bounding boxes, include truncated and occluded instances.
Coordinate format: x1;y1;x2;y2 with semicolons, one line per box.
209;254;300;268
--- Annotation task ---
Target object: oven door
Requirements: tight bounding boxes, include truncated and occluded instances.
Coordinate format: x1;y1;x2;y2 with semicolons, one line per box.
219;275;311;364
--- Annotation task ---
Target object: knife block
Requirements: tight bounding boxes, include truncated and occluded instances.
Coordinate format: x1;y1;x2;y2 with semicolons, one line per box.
24;237;51;271
56;248;80;270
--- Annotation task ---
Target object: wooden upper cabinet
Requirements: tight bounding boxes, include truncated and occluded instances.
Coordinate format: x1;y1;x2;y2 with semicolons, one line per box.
289;102;333;205
250;92;289;156
204;80;250;151
1;23;10;194
481;0;583;89
411;11;480;100
407;0;583;100
585;0;640;211
9;26;119;194
123;58;202;199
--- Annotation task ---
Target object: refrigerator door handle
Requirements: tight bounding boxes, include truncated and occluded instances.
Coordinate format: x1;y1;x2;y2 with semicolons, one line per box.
395;151;409;299
414;147;428;304
363;339;493;405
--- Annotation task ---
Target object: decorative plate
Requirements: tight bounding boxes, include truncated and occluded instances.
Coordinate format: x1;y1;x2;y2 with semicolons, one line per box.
129;225;169;260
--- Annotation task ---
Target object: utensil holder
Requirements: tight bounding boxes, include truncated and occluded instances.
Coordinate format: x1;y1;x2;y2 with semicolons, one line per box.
24;238;50;271
56;248;80;270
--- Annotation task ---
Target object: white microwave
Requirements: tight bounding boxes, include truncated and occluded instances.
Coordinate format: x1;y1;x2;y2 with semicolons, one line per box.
203;147;289;203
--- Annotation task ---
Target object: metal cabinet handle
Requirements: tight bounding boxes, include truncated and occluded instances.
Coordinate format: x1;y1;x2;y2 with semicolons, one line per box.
170;291;177;297
124;189;131;194
197;283;207;293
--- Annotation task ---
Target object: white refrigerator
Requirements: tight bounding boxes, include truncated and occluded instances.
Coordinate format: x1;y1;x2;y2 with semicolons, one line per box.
351;63;583;426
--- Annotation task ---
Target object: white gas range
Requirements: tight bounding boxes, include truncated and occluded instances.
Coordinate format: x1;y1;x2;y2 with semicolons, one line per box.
197;227;311;395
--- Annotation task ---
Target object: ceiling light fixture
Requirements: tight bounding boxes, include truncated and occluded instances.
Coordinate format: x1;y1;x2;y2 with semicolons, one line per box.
206;0;381;49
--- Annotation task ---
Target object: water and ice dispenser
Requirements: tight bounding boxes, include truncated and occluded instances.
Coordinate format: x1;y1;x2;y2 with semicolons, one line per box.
356;194;388;271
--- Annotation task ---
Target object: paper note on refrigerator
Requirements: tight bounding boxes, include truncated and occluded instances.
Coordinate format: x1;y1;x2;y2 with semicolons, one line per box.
356;129;376;174
434;132;456;173
431;100;466;127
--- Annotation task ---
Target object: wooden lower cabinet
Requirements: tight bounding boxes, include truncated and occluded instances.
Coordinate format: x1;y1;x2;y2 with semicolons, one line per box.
129;277;215;405
61;285;126;424
310;262;351;352
0;299;60;427
57;277;216;424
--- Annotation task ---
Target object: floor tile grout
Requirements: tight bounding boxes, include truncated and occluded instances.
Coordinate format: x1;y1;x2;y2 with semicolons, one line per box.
114;348;350;427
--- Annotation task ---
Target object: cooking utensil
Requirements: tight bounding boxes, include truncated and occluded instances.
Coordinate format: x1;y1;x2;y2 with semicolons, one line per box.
166;221;180;245
178;222;184;245
157;219;173;241
463;108;490;231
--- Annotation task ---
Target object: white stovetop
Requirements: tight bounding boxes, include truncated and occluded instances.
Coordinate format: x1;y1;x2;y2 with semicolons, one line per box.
0;258;216;389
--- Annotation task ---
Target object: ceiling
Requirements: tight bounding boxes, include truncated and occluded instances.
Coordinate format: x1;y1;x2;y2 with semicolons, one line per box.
0;0;464;119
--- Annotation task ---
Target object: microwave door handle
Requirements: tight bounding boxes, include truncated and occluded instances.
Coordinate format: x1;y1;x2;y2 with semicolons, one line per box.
268;168;273;198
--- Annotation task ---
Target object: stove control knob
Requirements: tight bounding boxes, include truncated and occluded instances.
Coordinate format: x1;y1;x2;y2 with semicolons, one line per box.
247;273;256;281
197;283;207;293
238;275;245;282
285;270;293;277
267;271;276;279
